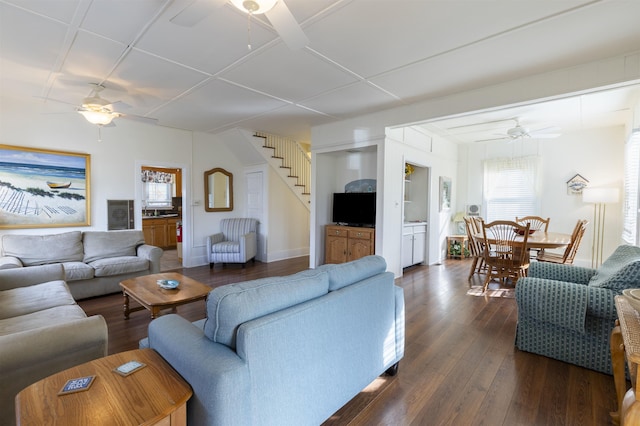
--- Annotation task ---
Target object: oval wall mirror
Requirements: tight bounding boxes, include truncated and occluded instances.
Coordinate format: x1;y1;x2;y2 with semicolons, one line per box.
204;168;233;212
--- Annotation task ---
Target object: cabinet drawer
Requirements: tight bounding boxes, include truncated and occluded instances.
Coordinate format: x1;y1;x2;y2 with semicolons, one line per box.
348;229;372;240
326;227;348;237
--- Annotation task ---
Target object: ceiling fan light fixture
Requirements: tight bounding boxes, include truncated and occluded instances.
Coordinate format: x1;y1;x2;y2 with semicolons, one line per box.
230;0;278;14
78;109;117;126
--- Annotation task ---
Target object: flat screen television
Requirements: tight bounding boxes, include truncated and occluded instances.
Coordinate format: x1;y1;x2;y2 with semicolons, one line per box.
332;192;376;227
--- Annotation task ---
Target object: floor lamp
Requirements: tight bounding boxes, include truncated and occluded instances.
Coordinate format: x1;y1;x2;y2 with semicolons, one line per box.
582;187;620;268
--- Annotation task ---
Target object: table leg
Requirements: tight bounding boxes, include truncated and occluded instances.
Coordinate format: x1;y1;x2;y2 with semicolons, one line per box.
611;322;626;424
123;292;131;320
151;306;160;319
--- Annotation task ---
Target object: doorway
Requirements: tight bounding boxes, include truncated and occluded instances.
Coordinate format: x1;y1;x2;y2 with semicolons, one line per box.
135;161;190;269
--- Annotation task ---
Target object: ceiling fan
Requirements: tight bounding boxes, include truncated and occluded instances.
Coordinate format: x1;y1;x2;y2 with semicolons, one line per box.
475;118;561;143
40;83;157;127
170;0;309;50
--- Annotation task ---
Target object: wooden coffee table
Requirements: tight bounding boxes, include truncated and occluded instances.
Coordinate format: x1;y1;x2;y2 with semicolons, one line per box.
15;348;192;425
119;272;210;319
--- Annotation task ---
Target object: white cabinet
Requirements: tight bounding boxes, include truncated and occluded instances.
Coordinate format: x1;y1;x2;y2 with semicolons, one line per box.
402;223;427;268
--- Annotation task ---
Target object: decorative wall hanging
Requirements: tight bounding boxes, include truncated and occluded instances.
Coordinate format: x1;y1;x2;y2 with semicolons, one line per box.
0;144;90;228
566;173;589;194
344;179;376;193
439;176;452;212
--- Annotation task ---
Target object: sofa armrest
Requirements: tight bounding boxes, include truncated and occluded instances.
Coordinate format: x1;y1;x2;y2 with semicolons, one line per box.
136;244;163;273
516;277;589;333
0;263;65;291
394;285;405;361
0;315;107;418
0;256;22;270
239;232;257;261
528;261;596;284
147;314;250;425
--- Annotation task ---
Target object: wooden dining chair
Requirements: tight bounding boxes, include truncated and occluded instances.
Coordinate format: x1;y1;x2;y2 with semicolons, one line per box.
536;219;588;265
464;217;486;280
481;220;531;292
516;216;550;232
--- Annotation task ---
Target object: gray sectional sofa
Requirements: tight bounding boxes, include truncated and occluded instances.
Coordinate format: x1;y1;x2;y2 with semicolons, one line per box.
141;255;405;426
0;264;108;426
0;230;162;300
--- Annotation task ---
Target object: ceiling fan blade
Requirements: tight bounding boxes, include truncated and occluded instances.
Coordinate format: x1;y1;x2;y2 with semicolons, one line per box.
120;114;159;125
474;136;510;143
265;1;309;50
170;0;226;26
527;126;561;139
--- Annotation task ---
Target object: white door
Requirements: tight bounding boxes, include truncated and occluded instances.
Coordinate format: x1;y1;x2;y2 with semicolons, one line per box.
246;171;265;261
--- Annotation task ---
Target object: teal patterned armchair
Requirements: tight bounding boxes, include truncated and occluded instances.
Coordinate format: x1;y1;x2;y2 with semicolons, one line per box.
515;245;640;374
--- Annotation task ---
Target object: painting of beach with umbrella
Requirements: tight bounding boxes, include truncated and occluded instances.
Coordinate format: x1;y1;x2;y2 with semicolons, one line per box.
0;145;90;228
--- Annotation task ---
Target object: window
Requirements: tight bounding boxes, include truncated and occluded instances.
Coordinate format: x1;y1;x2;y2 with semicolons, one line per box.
141;169;175;208
483;156;541;222
623;131;640;245
144;182;173;208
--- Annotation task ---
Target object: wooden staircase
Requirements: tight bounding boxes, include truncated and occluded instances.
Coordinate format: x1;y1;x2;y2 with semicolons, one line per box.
252;132;311;210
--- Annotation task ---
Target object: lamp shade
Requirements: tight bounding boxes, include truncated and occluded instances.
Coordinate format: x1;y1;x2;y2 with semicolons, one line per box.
78;110;117;126
582;187;620;204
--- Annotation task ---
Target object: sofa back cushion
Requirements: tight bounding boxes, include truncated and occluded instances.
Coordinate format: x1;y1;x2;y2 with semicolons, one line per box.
316;255;387;291
204;269;329;349
221;218;258;242
1;232;83;266
83;230;144;263
589;245;640;291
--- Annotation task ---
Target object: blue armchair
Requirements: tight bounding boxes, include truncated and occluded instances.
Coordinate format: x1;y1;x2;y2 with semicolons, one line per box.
207;218;258;269
515;245;640;374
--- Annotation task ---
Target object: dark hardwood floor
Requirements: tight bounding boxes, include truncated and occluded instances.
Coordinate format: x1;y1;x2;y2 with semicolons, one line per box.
78;257;619;425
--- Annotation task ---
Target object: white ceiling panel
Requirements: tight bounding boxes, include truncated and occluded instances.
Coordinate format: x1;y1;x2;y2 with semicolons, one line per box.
305;0;594;78
222;43;358;102
138;3;277;74
301;81;402;118
81;0;167;44
152;78;289;131
1;0;640;143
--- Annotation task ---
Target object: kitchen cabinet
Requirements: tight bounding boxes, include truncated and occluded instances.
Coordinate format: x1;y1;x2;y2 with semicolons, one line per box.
143;217;179;249
325;225;375;264
402;223;426;268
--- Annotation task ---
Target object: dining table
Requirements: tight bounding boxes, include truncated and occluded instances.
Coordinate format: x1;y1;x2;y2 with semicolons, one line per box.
473;230;572;250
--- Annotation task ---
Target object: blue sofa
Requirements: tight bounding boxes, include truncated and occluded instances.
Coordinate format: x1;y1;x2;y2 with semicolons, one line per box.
515;245;640;374
141;255;404;425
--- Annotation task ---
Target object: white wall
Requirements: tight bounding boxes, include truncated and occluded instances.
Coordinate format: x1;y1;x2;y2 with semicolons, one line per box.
311;49;640;274
0;95;309;268
458;126;625;266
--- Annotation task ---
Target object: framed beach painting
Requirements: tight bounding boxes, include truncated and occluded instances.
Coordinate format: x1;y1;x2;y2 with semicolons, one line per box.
0;145;90;228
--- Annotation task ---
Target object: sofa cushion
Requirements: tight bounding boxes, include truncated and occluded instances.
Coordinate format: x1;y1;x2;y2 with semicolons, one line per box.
0;304;87;336
1;231;83;266
89;256;149;277
0;280;75;320
210;241;240;254
589;245;640;291
204;269;329;349
316;255;387;291
62;262;95;281
0;256;22;270
83;230;145;263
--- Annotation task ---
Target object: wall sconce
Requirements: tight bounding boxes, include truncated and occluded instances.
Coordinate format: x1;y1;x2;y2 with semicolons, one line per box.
582;187;620;267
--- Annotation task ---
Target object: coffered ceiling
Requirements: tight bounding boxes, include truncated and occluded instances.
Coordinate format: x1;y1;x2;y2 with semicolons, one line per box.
1;0;640;143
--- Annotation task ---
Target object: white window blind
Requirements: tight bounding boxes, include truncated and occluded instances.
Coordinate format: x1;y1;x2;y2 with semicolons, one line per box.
622;131;640;244
483;156;541;223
